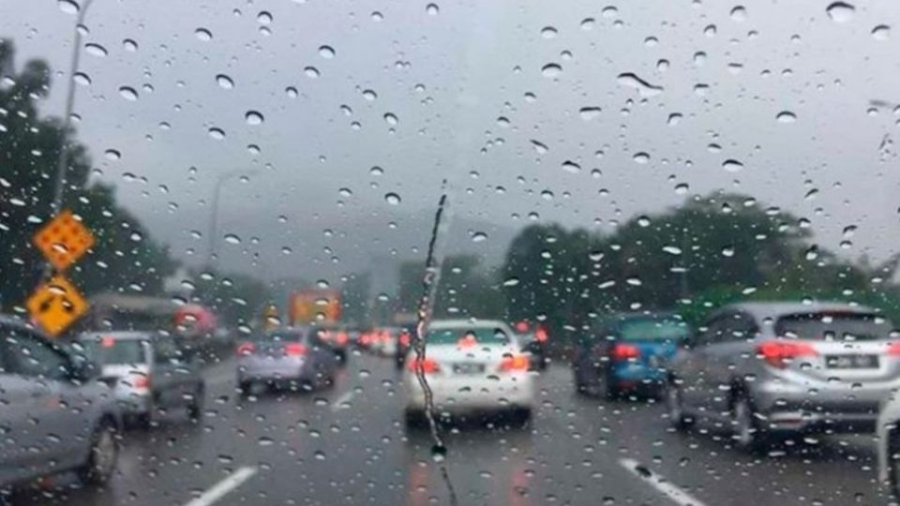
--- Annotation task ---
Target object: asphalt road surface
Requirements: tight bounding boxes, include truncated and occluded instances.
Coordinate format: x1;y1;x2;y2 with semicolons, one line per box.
10;351;897;506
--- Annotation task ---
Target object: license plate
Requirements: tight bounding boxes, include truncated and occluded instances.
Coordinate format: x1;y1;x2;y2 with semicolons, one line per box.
452;363;485;375
825;354;879;369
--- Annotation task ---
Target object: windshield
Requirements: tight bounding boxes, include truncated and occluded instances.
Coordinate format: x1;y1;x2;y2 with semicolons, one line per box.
5;1;900;505
79;337;147;365
776;313;896;342
619;319;690;341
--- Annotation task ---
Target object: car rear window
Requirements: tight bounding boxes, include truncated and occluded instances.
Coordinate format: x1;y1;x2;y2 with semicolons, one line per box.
426;327;511;345
80;337;147;365
619;320;691;341
776;313;896;342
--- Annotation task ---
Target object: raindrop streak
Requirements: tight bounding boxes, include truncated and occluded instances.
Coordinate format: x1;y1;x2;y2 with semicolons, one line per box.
826;2;855;23
58;0;79;14
776;111;797;123
579;107;601;121
216;74;234;89
872;24;891;40
723;159;745;172
541;63;562;78
319;45;335;59
617;73;663;97
84;43;108;57
118;86;138;101
195;28;213;41
385;193;401;205
245;111;264;125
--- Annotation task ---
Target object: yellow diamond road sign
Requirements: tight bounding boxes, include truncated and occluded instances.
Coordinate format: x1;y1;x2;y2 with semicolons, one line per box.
26;275;89;337
33;209;95;271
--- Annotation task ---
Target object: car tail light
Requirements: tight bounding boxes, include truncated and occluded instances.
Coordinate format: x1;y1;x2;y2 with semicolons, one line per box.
284;343;308;356
132;375;151;391
756;340;818;368
610;343;640;361
336;332;349;346
499;354;530;371
888;342;900;355
407;358;440;374
236;341;255;356
399;331;411;347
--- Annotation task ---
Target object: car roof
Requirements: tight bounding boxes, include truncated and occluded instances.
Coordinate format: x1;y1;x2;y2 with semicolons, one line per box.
427;319;512;331
717;301;879;321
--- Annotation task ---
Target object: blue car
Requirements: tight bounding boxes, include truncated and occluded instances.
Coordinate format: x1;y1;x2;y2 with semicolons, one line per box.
573;313;691;399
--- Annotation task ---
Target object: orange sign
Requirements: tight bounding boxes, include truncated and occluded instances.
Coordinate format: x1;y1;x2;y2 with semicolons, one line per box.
33;209;94;271
288;289;340;325
26;275;89;337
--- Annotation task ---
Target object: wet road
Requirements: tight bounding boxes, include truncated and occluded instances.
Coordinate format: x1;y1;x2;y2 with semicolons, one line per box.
13;351;897;506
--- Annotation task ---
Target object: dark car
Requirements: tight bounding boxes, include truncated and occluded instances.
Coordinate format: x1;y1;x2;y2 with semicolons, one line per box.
573;312;691;399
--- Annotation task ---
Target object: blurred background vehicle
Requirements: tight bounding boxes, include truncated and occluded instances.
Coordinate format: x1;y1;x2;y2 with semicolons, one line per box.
403;319;534;428
394;327;413;370
75;331;205;428
311;325;351;363
666;302;900;450
236;327;339;396
514;320;550;371
0;317;121;490
573;312;690;399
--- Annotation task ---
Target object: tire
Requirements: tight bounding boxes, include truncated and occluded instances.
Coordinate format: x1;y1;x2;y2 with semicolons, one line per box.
404;409;425;430
239;381;253;398
731;393;766;452
510;408;532;429
77;419;119;486
889;429;900;500
665;379;693;431
188;383;205;421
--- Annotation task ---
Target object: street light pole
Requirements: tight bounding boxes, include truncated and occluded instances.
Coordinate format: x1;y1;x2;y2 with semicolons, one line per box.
206;169;257;268
50;0;95;216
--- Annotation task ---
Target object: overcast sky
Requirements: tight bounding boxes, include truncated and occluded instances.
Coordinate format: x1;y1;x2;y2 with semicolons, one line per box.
2;0;899;284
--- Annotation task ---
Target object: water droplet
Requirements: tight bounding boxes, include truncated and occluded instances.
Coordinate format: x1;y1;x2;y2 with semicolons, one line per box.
722;159;744;172
601;6;618;18
73;72;91;86
776;111;797;123
843;225;857;238
338;188;353;197
663;246;682;255
579;107;602;121
371;11;384;21
118;86;138;101
245;110;264;125
541;26;558;39
304;66;320;78
224;234;241;244
667;113;682;126
581;18;596;30
208;127;225;140
722;246;735;257
85;43;108;57
216;74;234;89
385;193;401;205
257;436;274;446
872;24;891;40
318;45;335;59
426;3;439;15
195;28;213;41
285;86;298;98
730;6;747;21
675;183;689;195
58;0;79;14
541;63;562;78
472;231;488;242
617;73;663;97
704;24;717;36
257;11;273;25
503;277;520;287
370;166;384;176
826;2;854;23
633;152;650;164
362;89;377;101
561;160;581;173
540;190;554;201
531;139;549;154
247;144;261;155
383;113;398;126
104;149;121;161
123;39;138;52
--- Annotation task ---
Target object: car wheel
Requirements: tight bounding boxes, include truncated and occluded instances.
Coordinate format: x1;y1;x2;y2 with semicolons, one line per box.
239;381;253;398
889;429;900;500
731;394;764;452
665;380;693;431
77;419;119;486
404;409;424;430
510;408;532;429
188;383;205;421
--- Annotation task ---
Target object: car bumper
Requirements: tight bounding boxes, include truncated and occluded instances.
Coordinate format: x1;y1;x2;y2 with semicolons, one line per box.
404;372;534;412
113;388;152;415
238;356;310;382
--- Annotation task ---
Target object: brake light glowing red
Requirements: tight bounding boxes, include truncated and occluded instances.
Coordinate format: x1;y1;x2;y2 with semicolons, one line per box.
407;358;440;374
236;342;255;356
284;343;308;356
132;375;151;390
611;343;640;361
336;332;349;346
888;342;900;355
399;331;411;347
757;340;817;368
499;354;529;371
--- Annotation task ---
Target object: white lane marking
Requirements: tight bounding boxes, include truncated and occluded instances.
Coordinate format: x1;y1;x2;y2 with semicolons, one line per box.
618;458;708;506
331;389;356;412
184;466;257;506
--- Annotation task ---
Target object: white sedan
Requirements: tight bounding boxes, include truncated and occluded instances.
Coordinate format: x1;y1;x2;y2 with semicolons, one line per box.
403;319;535;427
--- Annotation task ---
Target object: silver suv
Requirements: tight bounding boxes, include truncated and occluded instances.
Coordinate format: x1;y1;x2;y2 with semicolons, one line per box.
665;302;900;450
0;317;121;490
76;331;206;428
